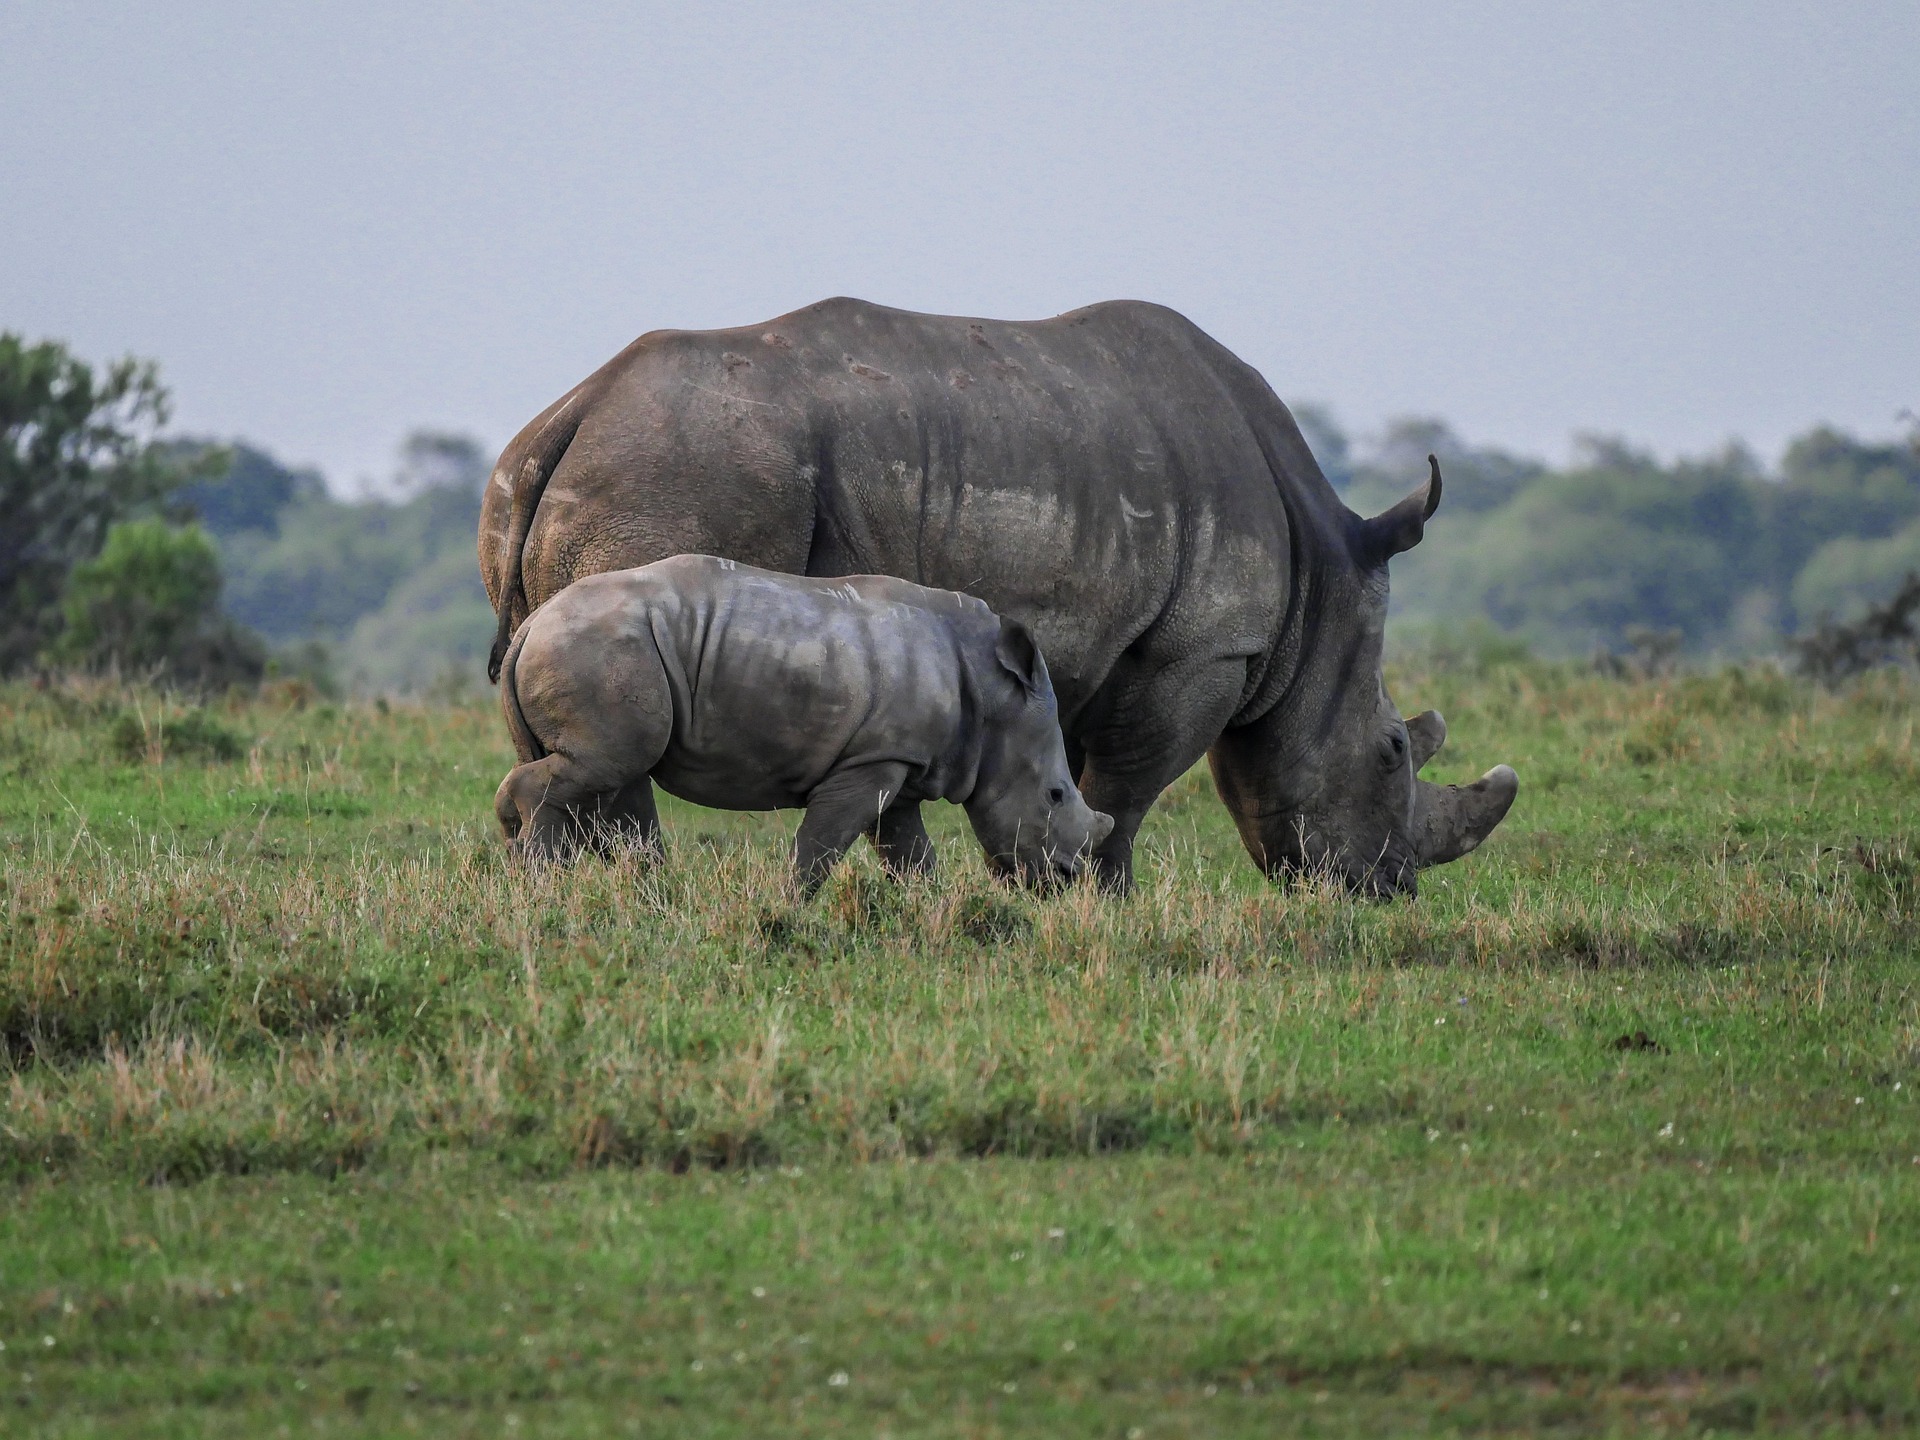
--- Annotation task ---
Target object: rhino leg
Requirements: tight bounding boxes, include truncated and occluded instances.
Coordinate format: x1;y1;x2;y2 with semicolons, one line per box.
497;762;663;864
794;761;914;897
1075;656;1249;894
583;777;663;858
496;754;622;863
1074;780;1156;895
867;799;936;880
500;609;676;864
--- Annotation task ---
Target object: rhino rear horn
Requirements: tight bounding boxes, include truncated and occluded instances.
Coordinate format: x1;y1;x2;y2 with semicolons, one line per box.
1405;710;1446;771
1357;454;1443;565
1412;764;1518;867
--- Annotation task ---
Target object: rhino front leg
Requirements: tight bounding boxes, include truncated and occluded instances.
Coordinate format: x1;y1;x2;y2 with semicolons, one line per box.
1075;656;1250;894
867;799;936;880
793;761;914;897
1074;784;1154;895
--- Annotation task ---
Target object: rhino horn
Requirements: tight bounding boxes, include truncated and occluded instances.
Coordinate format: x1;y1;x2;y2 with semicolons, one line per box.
1357;454;1443;564
1405;709;1447;771
1412;764;1518;867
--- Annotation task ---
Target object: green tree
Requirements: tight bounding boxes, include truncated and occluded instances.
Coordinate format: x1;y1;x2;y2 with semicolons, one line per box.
168;439;324;538
210;429;495;693
0;334;206;671
1766;427;1920;617
393;430;487;500
1791;520;1920;622
50;520;265;687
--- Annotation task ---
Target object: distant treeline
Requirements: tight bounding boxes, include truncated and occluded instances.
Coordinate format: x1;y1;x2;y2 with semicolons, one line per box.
190;410;1918;686
1298;409;1920;657
9;331;1916;692
3;333;495;694
170;434;494;694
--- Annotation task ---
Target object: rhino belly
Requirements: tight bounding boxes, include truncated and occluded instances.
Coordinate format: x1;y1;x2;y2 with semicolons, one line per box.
647;750;810;814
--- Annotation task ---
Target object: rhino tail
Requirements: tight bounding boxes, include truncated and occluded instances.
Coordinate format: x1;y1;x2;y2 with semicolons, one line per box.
496;620;547;764
487;388;589;683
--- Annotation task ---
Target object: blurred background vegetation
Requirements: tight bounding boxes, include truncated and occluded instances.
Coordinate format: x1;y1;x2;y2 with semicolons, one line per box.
1297;405;1920;660
6;333;1917;695
4;334;494;697
167;429;494;696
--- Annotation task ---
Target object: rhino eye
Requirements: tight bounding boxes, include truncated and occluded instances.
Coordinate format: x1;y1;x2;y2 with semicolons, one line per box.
1048;786;1066;805
1383;731;1407;770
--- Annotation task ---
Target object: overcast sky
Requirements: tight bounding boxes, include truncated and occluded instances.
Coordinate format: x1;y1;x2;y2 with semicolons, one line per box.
3;2;1915;490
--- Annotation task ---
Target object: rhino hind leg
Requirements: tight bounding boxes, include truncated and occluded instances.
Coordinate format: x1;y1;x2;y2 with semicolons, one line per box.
583;776;663;858
867;799;935;880
496;754;612;863
794;760;914;897
497;761;664;865
500;613;676;864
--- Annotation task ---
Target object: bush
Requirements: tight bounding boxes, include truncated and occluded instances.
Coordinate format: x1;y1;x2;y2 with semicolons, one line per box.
49;520;265;688
265;639;341;700
0;334;201;673
1790;572;1920;686
108;707;247;765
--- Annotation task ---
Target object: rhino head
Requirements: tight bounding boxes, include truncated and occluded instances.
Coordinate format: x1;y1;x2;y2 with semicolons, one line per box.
967;617;1116;886
1208;456;1518;897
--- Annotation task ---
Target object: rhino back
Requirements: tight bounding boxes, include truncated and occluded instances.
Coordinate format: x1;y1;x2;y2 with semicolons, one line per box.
508;298;1356;731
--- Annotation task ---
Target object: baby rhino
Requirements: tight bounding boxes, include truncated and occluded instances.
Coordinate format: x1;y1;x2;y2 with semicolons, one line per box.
494;554;1114;892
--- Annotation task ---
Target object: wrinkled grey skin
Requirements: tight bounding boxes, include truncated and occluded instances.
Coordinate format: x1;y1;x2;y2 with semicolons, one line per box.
493;555;1114;894
480;297;1517;895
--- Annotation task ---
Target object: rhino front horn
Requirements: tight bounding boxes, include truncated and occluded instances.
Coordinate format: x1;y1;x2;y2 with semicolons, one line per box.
1411;764;1518;867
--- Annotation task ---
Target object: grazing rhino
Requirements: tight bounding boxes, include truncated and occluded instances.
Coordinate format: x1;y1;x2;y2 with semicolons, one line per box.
493;554;1114;893
480;297;1517;895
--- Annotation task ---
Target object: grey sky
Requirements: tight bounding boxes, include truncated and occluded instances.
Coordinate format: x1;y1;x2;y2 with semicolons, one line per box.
3;2;1915;491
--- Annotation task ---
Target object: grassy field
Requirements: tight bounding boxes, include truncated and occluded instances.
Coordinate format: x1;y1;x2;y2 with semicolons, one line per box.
2;655;1917;1436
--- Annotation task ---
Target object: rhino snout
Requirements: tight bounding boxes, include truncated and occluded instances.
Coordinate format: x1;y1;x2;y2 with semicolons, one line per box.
1043;806;1112;882
1048;800;1111;855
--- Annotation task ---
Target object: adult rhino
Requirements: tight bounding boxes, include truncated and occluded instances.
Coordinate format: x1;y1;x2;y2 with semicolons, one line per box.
479;297;1517;895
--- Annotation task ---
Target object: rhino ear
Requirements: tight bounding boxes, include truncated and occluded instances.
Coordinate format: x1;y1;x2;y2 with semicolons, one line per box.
1405;710;1446;771
994;617;1045;695
1357;454;1443;566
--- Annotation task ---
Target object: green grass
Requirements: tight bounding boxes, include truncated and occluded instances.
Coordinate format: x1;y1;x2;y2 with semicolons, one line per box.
2;660;1918;1435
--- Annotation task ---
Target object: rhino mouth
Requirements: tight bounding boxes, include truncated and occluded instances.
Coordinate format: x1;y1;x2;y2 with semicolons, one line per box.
988;852;1084;889
1350;856;1417;899
1264;853;1416;899
1245;816;1418;899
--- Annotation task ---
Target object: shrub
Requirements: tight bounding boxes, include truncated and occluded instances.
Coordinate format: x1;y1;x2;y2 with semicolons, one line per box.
1790;571;1920;686
108;706;246;765
49;520;265;688
0;334;202;672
